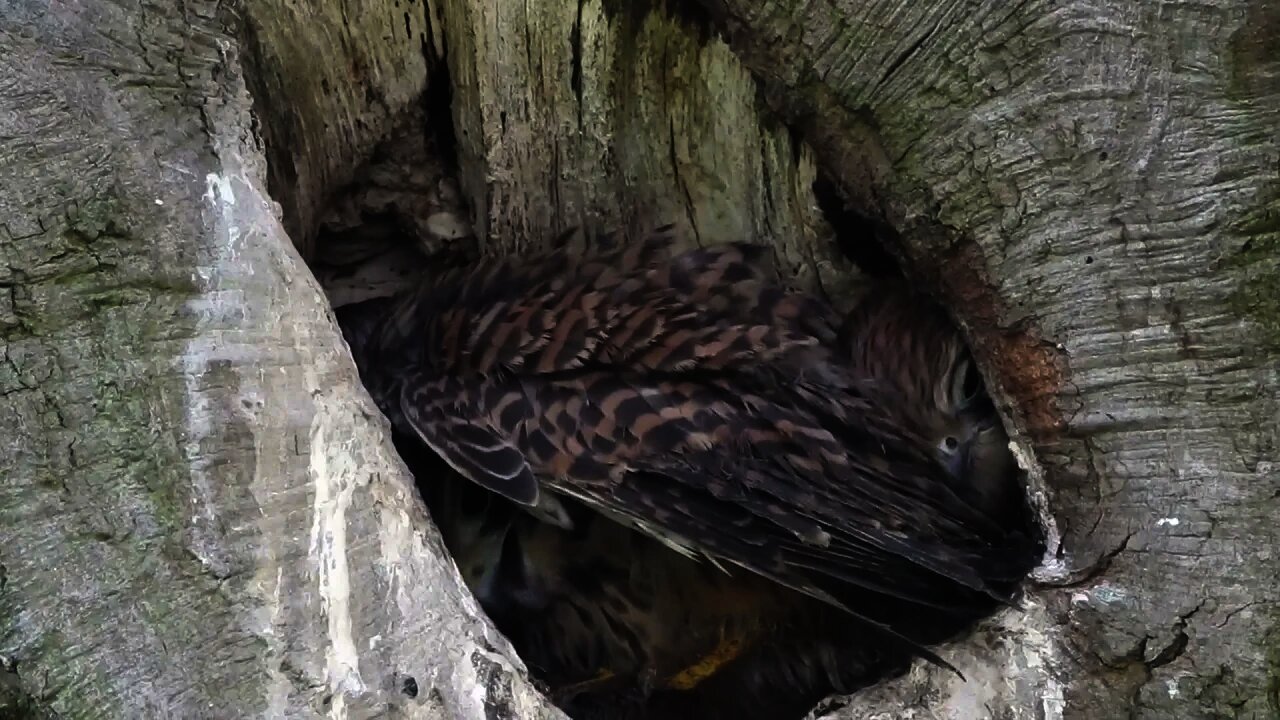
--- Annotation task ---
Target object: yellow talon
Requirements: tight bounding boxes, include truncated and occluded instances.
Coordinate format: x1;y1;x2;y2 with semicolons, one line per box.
666;633;746;690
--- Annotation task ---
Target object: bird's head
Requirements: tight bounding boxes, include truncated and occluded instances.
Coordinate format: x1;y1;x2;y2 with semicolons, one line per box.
841;285;1018;517
927;353;1015;497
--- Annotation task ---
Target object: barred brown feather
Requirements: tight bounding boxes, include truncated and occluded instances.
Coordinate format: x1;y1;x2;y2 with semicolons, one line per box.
336;227;1041;681
840;283;1023;522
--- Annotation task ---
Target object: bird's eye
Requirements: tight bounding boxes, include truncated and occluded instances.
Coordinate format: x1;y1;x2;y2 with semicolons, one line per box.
940;436;960;454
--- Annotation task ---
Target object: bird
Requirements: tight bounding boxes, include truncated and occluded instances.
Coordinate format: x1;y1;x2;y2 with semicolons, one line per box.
386;435;907;720
457;278;1033;719
456;490;917;720
838;283;1026;525
335;225;1042;717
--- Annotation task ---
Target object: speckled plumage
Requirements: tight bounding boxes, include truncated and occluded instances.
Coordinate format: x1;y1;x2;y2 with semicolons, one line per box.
839;283;1024;523
336;226;1041;716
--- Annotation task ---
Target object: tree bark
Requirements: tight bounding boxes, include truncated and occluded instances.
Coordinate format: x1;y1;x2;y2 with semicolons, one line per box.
436;0;867;303
0;1;558;718
2;1;1277;720
695;2;1280;718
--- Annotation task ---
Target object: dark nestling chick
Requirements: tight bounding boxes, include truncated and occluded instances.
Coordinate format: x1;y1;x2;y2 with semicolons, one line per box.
468;492;916;720
335;226;1042;714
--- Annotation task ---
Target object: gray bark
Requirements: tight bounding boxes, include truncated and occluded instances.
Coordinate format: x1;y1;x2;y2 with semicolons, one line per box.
0;1;557;718
2;1;1277;720
697;1;1280;718
436;0;866;304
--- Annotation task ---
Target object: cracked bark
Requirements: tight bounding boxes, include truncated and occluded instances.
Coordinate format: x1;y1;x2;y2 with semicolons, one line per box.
691;1;1280;717
2;0;1278;719
0;1;557;718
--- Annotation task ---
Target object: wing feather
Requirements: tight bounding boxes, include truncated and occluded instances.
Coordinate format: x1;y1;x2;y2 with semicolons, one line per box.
399;376;540;506
343;226;1039;672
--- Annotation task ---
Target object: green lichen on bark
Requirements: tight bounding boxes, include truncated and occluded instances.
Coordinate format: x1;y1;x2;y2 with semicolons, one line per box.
0;183;252;717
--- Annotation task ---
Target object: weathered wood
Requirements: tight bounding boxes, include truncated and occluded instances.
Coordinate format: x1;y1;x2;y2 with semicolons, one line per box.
4;0;1277;717
694;1;1280;718
238;0;432;257
0;1;560;717
436;0;866;306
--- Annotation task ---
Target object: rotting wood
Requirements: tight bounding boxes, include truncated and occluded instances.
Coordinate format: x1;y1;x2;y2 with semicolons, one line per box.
697;1;1280;718
0;1;562;717
435;0;866;308
3;0;1277;718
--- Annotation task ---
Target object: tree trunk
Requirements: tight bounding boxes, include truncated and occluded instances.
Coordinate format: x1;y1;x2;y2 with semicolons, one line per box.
2;1;1277;720
0;1;557;717
694;2;1280;718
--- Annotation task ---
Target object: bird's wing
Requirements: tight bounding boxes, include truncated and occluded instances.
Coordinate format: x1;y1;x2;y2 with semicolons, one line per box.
381;231;1034;668
402;228;840;377
400;375;540;505
398;366;1026;670
406;365;1019;595
377;228;832;505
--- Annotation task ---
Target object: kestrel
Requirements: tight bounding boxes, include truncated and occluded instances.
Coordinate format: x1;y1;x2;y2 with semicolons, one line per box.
336;226;1042;716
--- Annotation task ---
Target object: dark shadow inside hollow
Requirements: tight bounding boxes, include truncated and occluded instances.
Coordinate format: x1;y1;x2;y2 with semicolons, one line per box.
812;175;902;282
296;94;1044;720
231;0;1046;709
388;426;920;720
